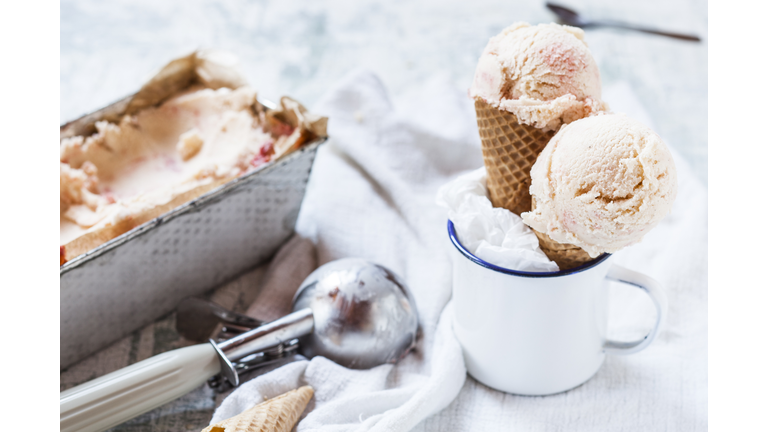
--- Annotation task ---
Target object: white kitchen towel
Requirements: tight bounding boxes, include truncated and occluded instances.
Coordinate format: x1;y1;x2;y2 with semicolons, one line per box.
210;70;707;431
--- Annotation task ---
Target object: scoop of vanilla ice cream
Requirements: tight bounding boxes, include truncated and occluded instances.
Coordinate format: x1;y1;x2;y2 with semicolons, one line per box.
469;22;607;131
521;114;677;257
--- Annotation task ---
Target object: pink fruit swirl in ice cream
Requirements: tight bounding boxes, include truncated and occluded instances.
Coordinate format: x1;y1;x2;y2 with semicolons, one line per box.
469;22;608;131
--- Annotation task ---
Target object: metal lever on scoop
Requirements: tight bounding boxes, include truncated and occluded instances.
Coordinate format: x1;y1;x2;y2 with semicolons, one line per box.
60;310;314;432
210;308;313;387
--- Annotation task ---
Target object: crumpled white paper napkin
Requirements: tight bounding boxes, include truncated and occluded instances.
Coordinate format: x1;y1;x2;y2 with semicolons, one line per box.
435;167;558;272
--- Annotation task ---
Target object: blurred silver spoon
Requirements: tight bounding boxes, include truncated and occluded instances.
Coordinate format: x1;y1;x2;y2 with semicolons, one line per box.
546;3;701;42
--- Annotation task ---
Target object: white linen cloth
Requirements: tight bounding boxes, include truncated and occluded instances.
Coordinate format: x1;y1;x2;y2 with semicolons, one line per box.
210;71;707;431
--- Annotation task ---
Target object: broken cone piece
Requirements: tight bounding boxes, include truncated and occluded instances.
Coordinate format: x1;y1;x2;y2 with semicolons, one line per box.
202;386;314;432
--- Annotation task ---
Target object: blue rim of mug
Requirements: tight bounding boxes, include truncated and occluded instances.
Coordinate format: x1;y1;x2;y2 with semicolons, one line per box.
447;220;611;278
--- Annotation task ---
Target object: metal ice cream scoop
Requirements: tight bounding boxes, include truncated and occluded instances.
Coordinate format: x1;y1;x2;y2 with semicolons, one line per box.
60;258;419;432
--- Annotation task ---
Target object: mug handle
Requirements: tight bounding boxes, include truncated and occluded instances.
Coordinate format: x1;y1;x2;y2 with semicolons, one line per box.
603;264;668;355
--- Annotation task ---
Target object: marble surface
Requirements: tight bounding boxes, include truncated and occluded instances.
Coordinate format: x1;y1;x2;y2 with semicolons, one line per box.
61;0;707;184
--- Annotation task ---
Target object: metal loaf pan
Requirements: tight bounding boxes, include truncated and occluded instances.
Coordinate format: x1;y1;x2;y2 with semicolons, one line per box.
60;52;325;368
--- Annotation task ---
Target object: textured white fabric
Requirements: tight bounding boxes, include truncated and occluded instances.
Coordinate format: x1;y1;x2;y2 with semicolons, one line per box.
210;70;707;431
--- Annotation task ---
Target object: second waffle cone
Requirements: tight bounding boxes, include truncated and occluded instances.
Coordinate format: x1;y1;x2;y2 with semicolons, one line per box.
529;197;593;270
532;229;593;270
474;99;592;270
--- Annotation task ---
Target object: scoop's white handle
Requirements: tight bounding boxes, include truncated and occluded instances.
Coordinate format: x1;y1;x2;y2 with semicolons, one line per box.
60;343;220;432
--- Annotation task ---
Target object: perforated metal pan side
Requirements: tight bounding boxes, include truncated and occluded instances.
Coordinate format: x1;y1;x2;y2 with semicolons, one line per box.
60;139;324;368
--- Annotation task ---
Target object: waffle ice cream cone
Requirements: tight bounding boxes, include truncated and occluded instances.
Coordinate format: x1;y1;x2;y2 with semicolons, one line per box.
470;23;610;270
202;386;314;432
532;230;593;270
476;99;593;270
528;197;593;270
475;99;555;216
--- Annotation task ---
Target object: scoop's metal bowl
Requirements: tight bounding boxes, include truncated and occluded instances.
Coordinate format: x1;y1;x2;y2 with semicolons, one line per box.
293;258;419;369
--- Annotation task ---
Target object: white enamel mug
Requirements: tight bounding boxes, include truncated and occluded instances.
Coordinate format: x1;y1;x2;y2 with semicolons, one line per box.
448;221;667;396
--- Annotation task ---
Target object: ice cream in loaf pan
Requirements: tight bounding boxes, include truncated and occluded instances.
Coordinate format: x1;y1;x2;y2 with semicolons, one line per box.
59;51;327;263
